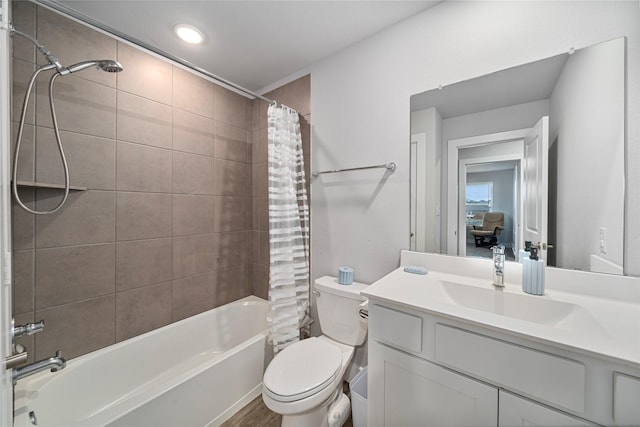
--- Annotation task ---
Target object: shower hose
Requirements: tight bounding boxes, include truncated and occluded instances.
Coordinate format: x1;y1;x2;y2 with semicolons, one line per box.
12;63;70;215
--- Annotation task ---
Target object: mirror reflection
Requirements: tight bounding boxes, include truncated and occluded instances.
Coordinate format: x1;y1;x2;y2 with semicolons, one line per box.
410;37;625;275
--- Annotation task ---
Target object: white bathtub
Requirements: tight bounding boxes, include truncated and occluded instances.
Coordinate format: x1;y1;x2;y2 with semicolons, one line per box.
14;296;271;427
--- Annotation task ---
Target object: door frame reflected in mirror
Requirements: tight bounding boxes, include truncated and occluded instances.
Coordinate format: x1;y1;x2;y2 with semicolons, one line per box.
447;129;527;259
410;37;625;275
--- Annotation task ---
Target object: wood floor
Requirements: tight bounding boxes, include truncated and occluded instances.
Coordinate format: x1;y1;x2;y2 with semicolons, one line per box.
222;382;354;427
220;395;281;427
465;229;516;260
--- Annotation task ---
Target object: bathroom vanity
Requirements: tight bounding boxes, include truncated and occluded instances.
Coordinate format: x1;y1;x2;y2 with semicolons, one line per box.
362;251;640;427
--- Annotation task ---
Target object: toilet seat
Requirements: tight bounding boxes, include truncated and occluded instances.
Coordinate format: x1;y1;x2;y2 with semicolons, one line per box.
263;337;342;403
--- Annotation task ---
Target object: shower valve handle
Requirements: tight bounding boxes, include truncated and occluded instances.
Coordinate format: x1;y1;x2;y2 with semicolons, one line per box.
12;320;45;339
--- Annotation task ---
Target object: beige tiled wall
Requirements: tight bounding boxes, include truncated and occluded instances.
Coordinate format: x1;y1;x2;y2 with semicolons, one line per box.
11;2;311;362
10;2;261;360
250;75;311;300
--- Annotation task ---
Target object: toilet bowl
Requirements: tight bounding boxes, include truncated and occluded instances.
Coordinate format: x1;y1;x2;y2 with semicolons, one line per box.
262;276;368;427
263;336;354;424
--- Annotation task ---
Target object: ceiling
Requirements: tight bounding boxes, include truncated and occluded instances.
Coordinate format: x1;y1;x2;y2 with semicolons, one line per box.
53;0;442;92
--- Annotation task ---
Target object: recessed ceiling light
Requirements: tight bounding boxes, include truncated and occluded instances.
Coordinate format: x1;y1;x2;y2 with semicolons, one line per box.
174;24;204;44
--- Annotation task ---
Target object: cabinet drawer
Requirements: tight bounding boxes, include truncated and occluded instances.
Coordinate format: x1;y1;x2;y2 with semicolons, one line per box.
371;304;423;353
499;390;597;426
435;324;586;413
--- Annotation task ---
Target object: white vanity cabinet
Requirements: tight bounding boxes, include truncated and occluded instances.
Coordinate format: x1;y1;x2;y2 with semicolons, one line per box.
367;299;637;427
369;340;498;426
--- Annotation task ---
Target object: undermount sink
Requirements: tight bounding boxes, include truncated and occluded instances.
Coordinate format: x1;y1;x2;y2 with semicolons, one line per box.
436;280;573;324
430;280;609;338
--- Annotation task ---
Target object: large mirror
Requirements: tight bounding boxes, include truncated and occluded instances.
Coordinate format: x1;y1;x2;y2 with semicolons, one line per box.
410;37;625;275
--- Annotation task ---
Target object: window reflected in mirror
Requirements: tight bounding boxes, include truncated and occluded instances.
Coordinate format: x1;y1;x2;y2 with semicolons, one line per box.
410;37;625;275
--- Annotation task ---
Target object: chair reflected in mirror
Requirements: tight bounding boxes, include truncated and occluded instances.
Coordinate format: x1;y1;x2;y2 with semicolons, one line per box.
470;211;504;248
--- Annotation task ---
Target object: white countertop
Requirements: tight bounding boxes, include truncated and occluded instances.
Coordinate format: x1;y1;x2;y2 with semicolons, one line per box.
362;266;640;368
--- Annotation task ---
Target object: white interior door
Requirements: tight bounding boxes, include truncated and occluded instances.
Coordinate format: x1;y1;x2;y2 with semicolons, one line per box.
522;116;549;261
1;0;14;422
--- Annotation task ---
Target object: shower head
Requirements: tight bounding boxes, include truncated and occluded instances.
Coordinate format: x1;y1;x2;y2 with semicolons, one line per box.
64;60;124;75
10;27;123;75
98;60;124;73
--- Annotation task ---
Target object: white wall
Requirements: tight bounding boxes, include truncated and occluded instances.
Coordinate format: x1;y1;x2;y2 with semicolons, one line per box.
550;38;625;272
411;107;441;253
309;1;640;283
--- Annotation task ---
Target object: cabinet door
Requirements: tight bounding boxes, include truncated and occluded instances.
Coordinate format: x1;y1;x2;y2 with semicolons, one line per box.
369;341;497;427
614;373;640;426
499;390;596;427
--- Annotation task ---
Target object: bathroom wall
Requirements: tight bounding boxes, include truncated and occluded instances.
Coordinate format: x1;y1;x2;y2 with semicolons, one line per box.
410;107;441;253
9;2;308;361
308;0;640;282
250;77;311;300
550;38;625;272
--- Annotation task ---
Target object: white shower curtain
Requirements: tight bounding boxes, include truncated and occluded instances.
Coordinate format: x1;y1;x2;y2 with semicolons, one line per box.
267;104;310;354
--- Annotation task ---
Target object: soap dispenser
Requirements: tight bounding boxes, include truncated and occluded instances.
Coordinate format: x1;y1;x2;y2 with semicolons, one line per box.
522;246;545;295
518;241;532;263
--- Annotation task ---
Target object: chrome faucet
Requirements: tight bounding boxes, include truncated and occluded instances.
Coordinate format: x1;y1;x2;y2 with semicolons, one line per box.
492;245;505;288
12;350;66;384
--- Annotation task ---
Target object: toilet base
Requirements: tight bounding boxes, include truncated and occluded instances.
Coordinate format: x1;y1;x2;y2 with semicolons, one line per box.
280;390;351;427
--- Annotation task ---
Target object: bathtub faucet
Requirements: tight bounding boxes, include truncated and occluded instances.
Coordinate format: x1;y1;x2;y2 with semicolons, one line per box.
12;350;66;384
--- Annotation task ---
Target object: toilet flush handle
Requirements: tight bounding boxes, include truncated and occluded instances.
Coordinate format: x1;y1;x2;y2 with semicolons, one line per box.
358;300;369;321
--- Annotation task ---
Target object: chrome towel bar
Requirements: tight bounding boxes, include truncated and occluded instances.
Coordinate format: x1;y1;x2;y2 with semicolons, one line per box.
312;162;396;178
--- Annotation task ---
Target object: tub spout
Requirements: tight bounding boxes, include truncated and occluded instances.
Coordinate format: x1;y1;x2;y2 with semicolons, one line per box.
13;350;66;384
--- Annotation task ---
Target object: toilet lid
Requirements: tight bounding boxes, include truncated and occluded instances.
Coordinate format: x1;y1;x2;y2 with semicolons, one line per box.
264;338;342;402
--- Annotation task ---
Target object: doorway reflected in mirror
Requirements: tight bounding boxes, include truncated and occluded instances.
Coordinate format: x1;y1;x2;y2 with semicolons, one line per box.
410;37;625;275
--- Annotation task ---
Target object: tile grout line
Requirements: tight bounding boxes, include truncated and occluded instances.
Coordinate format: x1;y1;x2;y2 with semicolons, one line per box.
170;63;175;323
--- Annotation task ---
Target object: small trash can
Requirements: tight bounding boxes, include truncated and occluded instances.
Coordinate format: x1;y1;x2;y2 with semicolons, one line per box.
349;367;368;427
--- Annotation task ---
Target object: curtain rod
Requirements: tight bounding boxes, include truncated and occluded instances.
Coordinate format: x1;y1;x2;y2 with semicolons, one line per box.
32;0;279;106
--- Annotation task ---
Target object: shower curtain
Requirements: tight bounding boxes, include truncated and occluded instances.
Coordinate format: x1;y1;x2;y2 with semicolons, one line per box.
267;104;310;354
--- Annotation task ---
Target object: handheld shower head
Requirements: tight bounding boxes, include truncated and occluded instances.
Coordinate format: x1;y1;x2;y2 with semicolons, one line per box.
10;29;124;215
99;60;124;73
64;60;123;74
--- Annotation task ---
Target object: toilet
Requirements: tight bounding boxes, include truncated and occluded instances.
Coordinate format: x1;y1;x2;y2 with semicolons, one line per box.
262;276;368;427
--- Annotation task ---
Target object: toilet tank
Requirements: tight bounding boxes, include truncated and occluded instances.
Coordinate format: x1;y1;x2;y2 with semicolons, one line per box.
314;276;368;346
